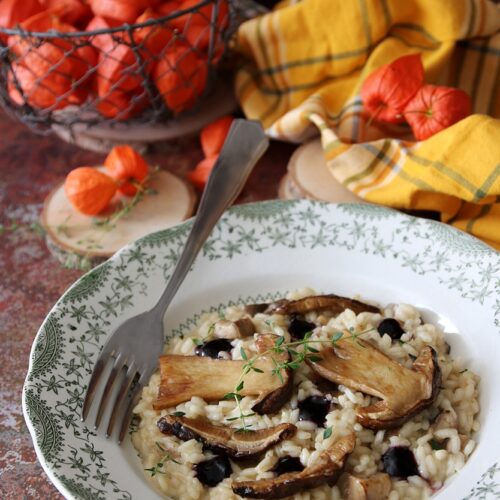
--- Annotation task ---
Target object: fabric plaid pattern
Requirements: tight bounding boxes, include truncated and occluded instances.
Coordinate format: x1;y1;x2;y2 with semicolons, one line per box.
236;0;500;248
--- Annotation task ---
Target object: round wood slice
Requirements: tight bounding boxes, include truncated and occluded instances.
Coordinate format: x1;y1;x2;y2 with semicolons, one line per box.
41;169;196;266
287;139;361;203
278;173;292;200
278;173;301;200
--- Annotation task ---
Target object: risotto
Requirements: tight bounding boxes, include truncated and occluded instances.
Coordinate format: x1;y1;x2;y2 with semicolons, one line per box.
132;288;480;499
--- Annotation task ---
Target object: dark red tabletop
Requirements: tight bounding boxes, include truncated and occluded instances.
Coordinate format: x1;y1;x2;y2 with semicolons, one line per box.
0;111;295;499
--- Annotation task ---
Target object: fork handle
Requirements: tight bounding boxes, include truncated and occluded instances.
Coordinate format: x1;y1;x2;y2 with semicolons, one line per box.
150;119;269;319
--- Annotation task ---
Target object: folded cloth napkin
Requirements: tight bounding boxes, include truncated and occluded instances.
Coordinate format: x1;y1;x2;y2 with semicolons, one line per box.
236;0;500;249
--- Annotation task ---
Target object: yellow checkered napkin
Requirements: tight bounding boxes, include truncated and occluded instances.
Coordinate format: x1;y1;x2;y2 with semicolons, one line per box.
236;0;500;249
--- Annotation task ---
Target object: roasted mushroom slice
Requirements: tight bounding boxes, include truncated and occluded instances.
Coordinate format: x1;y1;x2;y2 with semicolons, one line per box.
264;294;379;315
213;318;256;339
308;339;441;429
154;334;293;413
338;472;391;500
244;303;269;316
157;415;296;459
232;433;355;499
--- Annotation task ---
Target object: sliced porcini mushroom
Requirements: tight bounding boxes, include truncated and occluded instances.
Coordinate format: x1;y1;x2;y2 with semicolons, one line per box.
251;335;294;414
308;338;441;429
231;433;355;499
236;318;257;336
213;318;256;339
157;414;296;459
264;294;379;316
244;303;269;316
338;472;391;500
154;334;292;413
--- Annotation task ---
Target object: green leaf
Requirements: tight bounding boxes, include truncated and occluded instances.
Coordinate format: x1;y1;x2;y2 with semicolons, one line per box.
223;392;236;400
430;438;443;450
226;416;239;421
323;426;333;439
240;347;248;360
252;367;264;373
155;441;167;452
144;466;161;477
275;336;285;347
265;319;275;329
331;332;343;343
307;355;322;362
171;411;186;417
236;380;244;392
191;338;202;346
307;346;319;353
275;370;284;384
304;331;312;340
235;426;254;433
287;361;301;370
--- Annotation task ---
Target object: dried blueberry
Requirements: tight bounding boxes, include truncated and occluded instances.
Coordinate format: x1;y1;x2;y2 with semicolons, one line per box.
194;455;232;487
288;316;316;340
298;395;331;426
195;339;233;359
382;446;420;478
377;318;405;340
270;456;304;476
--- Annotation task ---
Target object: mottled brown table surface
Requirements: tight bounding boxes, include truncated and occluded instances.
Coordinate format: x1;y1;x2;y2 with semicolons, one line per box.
0;112;295;499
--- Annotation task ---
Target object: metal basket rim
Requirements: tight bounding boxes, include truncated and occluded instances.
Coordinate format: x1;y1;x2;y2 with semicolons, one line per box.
0;0;222;38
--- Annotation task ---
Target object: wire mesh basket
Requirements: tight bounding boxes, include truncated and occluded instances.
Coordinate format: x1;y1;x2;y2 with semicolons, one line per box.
0;0;236;133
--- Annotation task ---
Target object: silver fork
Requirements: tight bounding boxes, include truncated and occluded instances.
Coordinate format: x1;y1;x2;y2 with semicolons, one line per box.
81;119;269;442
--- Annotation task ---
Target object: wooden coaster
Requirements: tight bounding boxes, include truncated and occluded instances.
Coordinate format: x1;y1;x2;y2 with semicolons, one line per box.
281;139;361;203
41;169;196;267
278;173;293;200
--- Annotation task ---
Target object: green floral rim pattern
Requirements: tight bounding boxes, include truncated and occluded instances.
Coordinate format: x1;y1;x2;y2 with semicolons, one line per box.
23;200;500;499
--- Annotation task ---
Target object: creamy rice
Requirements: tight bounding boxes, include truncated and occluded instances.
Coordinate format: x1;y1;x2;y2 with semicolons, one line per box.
132;288;480;499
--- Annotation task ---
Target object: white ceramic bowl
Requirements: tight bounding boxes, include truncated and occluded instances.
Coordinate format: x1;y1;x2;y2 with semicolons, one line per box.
23;200;500;499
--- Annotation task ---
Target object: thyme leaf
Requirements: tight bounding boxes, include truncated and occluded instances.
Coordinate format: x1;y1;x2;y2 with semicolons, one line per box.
145;442;180;476
223;326;374;432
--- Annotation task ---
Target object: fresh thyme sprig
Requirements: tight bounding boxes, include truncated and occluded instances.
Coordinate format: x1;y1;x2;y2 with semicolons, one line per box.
223;346;260;432
93;166;159;231
145;442;181;476
191;322;216;346
0;221;45;237
223;327;375;432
